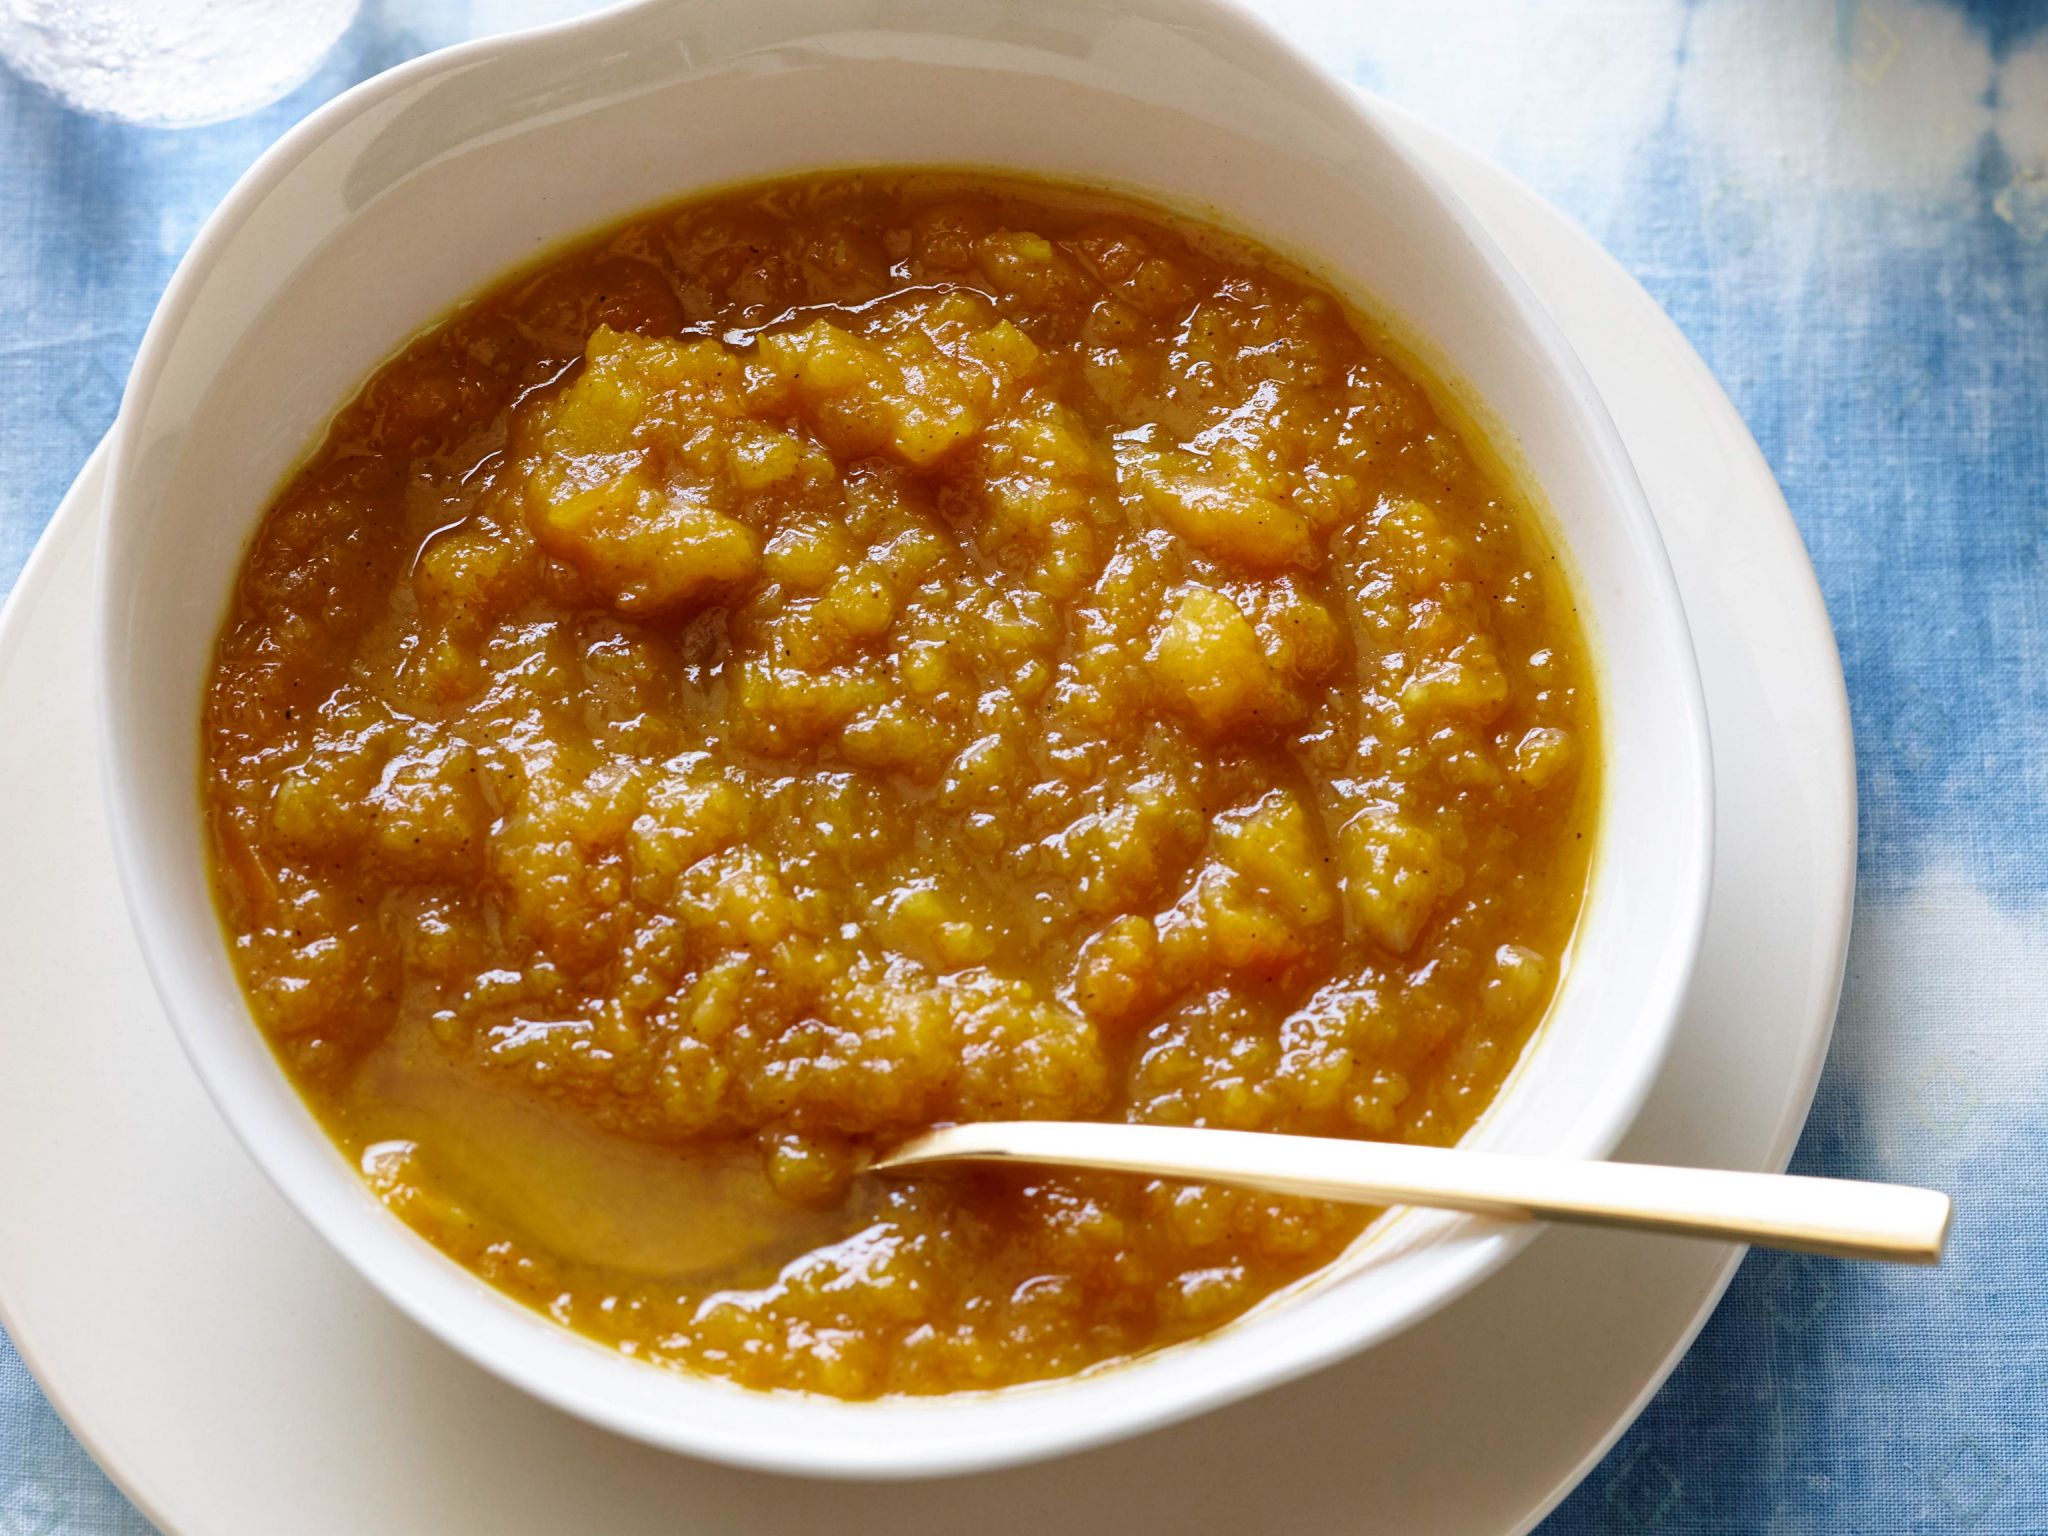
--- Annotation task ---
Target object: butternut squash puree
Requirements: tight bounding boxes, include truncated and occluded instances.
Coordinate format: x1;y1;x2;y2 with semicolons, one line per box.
202;172;1595;1396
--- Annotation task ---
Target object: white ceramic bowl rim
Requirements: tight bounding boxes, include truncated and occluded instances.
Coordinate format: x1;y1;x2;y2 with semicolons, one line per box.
97;0;1712;1479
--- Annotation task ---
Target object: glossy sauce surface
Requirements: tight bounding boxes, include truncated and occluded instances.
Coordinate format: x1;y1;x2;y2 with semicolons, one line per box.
203;173;1595;1396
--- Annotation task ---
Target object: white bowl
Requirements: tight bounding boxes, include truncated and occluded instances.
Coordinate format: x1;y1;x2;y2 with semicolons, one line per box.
97;0;1712;1480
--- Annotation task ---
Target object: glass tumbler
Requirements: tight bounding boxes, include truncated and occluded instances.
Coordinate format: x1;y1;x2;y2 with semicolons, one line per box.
0;0;363;127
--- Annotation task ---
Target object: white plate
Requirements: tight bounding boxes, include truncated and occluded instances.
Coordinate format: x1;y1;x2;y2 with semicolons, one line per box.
0;111;1851;1535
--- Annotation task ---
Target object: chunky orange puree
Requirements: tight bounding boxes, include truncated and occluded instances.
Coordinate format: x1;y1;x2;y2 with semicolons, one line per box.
202;172;1596;1396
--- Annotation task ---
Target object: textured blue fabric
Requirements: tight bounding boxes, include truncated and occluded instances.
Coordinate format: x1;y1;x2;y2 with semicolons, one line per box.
2;2;2043;1530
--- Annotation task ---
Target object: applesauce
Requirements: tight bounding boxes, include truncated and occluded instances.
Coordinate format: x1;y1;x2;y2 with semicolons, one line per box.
202;171;1596;1396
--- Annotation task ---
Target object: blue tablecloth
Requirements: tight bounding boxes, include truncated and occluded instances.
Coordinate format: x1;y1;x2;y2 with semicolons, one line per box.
3;2;2043;1530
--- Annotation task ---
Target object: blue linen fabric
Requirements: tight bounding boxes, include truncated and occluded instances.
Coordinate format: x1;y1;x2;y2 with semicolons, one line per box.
1;1;2043;1530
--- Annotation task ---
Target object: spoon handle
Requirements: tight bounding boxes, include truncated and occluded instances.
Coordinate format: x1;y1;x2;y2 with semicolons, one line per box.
875;1122;1951;1264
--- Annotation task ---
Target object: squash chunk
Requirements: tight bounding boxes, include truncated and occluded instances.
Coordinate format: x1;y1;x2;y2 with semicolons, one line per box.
1150;585;1292;735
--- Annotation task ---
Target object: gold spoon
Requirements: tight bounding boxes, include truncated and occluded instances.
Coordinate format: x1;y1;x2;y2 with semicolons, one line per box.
876;1122;1951;1264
